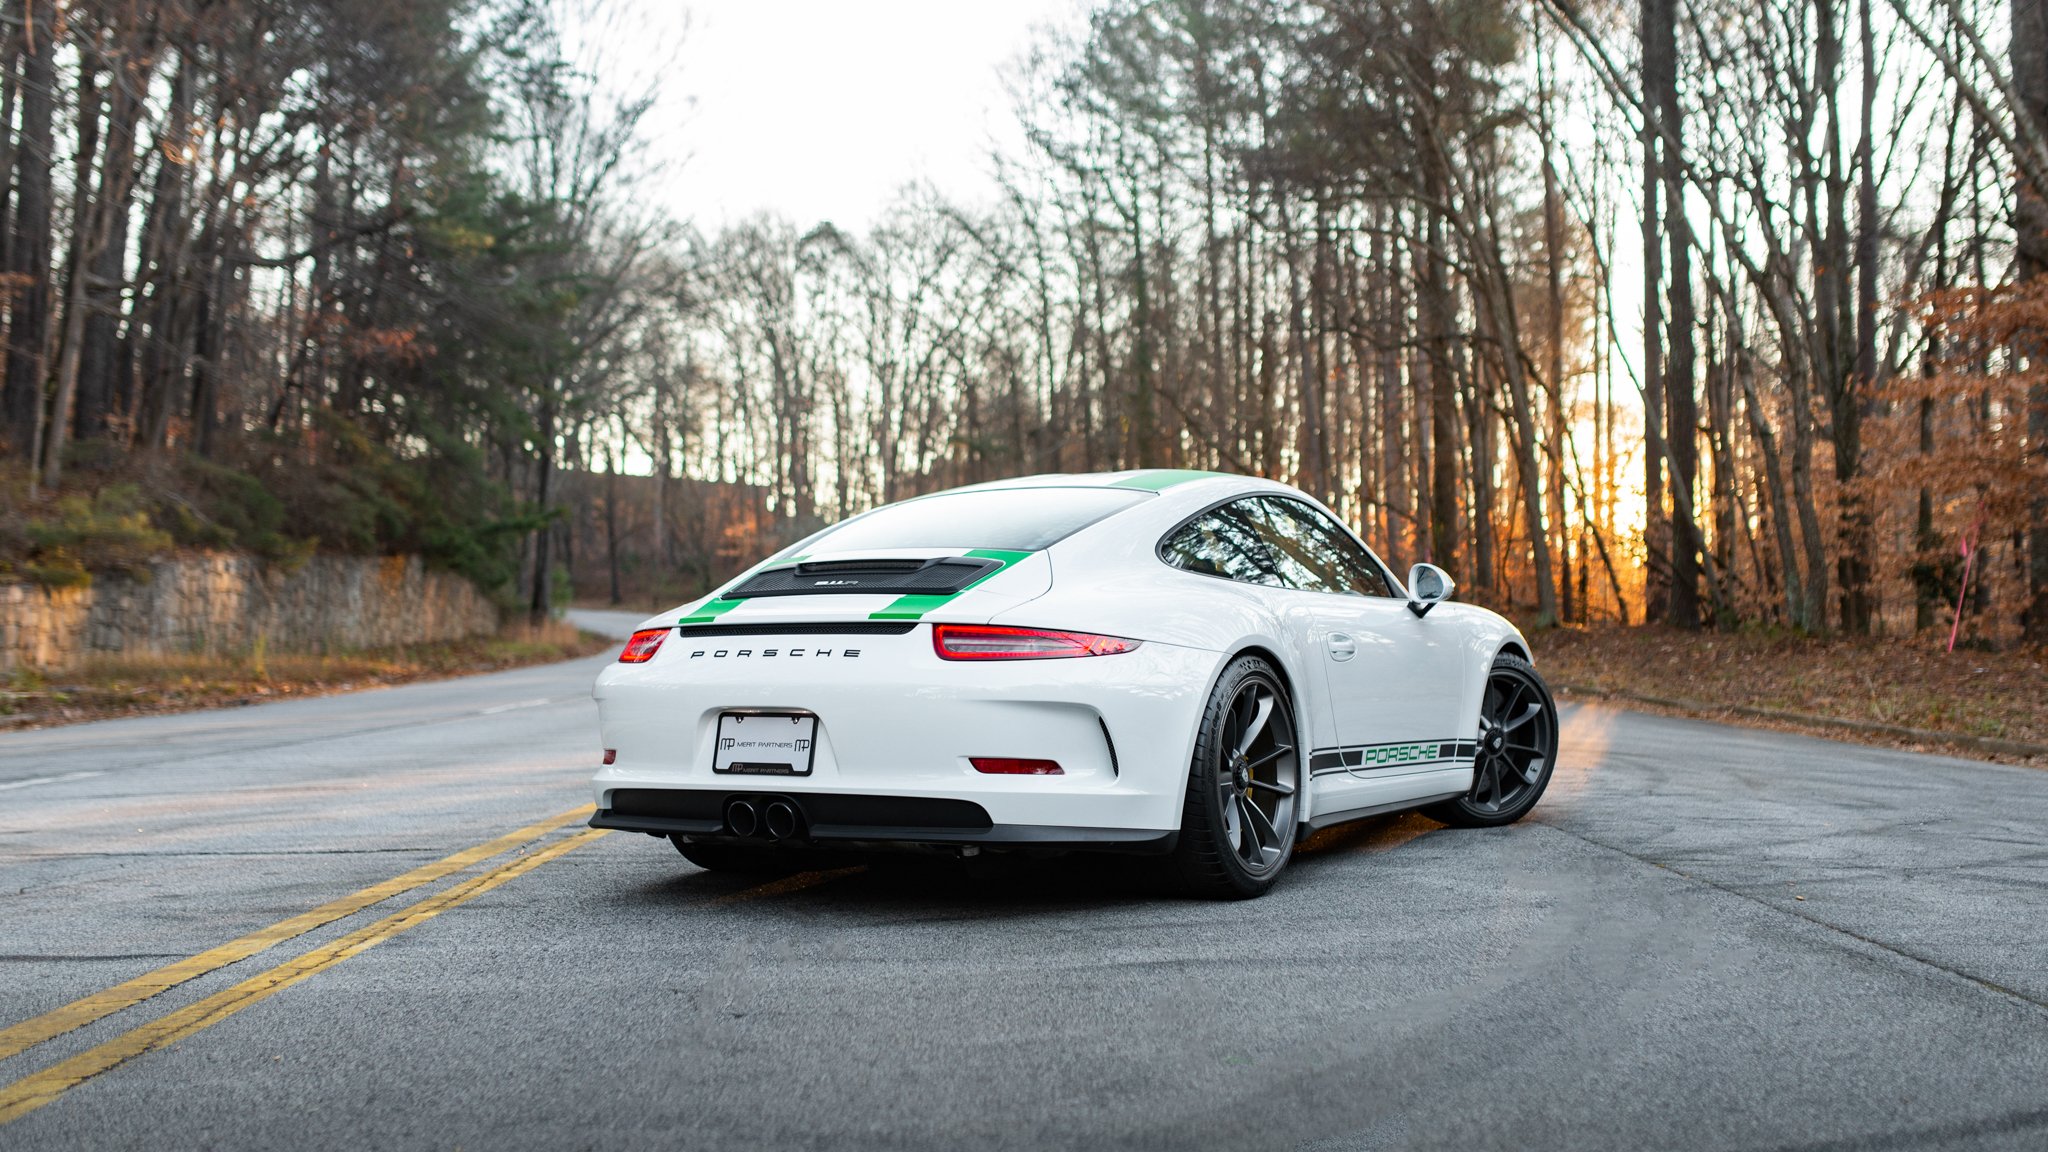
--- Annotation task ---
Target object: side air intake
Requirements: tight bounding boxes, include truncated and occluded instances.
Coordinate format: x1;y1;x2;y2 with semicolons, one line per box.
726;557;1005;599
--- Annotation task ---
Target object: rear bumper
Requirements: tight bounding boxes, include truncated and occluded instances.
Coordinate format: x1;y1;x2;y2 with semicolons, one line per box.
590;788;1176;853
590;630;1221;832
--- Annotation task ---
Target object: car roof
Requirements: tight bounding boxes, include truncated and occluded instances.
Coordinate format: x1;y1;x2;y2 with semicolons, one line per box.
948;468;1253;495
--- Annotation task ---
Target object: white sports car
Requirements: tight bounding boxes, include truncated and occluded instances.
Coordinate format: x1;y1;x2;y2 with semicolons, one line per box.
589;470;1557;897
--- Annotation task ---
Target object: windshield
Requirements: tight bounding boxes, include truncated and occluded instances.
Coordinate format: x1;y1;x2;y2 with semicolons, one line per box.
808;487;1150;552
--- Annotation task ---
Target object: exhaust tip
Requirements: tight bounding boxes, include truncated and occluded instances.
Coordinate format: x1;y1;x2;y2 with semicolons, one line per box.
762;800;802;842
724;798;761;838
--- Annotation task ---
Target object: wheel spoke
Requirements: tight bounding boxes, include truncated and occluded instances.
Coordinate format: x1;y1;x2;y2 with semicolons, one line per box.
1235;795;1264;850
1233;692;1275;760
1244;743;1294;772
1502;701;1544;733
1221;788;1243;850
1493;680;1526;728
1246;776;1295;797
1239;796;1280;864
1488;757;1507;804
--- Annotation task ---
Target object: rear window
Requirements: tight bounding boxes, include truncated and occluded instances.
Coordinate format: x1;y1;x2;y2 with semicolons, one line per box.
809;487;1150;552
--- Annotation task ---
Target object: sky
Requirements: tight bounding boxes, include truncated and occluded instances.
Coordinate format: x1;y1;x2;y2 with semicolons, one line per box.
629;0;1083;232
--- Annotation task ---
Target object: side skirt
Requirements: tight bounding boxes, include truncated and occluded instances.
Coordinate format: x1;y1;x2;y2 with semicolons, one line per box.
1302;790;1467;833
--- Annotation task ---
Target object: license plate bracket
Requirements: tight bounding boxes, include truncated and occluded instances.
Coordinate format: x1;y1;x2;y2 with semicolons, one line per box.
713;711;818;776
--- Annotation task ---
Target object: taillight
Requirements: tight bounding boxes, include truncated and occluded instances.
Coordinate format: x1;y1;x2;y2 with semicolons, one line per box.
618;629;668;663
971;757;1064;775
932;624;1140;660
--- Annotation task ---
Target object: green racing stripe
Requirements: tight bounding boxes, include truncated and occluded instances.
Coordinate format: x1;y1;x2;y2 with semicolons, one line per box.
677;597;746;626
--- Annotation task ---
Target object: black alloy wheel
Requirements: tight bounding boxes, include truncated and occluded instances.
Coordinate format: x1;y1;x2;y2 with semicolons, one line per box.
1425;653;1558;828
1170;655;1302;898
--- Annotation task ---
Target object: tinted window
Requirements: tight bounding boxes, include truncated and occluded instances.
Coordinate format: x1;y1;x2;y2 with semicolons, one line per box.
810;487;1149;552
1243;497;1396;597
1159;503;1285;586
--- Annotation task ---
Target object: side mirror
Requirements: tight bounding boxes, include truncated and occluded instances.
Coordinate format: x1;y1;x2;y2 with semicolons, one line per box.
1407;563;1455;618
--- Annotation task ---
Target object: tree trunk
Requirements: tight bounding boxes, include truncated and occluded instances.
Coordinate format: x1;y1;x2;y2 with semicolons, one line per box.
530;393;557;626
1419;180;1460;575
1541;79;1574;621
42;35;109;486
3;0;56;459
132;52;192;450
604;440;622;606
1833;0;1881;635
1638;0;1672;623
1659;14;1703;630
1129;176;1157;470
2016;0;2048;640
77;14;159;443
1475;217;1558;626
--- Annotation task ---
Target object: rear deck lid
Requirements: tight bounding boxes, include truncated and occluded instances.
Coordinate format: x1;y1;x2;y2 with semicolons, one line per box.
665;485;1157;632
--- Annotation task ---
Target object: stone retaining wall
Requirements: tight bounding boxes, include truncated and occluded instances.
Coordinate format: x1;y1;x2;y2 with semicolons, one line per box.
0;555;500;673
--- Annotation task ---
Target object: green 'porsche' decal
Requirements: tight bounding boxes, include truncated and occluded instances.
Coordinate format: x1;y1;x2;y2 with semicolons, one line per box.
869;548;1036;620
1354;742;1440;768
1107;469;1231;491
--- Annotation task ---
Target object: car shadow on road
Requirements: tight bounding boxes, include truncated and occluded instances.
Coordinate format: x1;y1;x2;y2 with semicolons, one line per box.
608;812;1445;917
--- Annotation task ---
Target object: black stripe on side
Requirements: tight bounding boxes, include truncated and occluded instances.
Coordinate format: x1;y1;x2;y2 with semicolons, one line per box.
1307;737;1477;777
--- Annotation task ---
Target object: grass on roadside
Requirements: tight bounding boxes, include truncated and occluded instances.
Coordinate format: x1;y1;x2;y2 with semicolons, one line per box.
1536;624;2048;763
0;619;618;731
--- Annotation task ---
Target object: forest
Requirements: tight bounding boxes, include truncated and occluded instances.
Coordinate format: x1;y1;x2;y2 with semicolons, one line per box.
2;0;2045;646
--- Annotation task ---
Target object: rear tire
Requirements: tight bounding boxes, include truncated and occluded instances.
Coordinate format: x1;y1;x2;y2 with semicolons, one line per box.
1167;655;1302;899
671;839;812;874
1423;653;1558;828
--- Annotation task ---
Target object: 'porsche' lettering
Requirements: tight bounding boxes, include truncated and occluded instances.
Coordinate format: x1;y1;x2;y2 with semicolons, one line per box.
678;646;864;660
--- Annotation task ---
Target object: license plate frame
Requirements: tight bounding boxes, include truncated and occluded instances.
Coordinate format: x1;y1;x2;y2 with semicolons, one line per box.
712;711;819;777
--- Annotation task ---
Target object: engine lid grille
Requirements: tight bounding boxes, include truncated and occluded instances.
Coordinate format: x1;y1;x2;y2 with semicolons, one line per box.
725;557;1004;599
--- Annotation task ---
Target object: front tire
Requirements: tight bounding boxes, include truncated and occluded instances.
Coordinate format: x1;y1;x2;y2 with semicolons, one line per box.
1424;653;1558;828
1168;655;1302;899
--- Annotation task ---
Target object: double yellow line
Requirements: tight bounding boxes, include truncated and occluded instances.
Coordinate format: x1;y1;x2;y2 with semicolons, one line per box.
0;805;607;1126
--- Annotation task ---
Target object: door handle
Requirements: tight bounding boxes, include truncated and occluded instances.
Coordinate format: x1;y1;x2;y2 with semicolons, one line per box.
1327;633;1357;662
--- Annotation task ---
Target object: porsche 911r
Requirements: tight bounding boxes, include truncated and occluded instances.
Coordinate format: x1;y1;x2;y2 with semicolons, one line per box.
589;470;1557;897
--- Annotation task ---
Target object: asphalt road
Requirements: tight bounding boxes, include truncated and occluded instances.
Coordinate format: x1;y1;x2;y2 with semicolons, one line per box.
2;611;2045;1151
